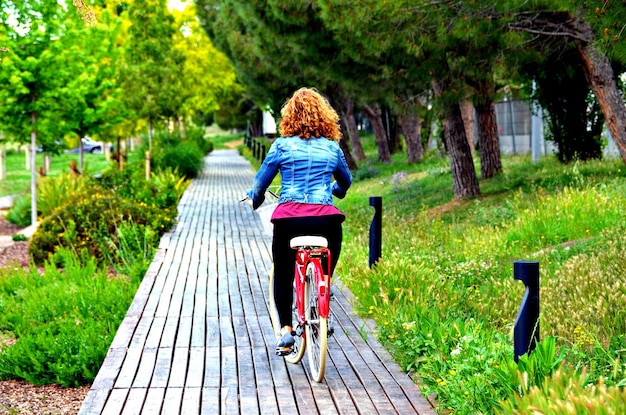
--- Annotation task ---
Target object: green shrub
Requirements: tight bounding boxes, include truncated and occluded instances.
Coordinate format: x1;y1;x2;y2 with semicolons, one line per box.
37;173;89;218
0;248;140;387
97;164;188;210
28;187;176;265
105;221;159;280
154;142;204;179
5;193;31;227
185;125;214;154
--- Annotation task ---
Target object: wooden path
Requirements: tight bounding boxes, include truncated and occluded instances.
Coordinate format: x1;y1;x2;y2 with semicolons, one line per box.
79;150;436;415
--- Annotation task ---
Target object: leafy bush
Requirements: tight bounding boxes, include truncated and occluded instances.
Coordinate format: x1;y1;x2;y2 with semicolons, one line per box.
105;221;158;280
5;193;31;227
154;141;204;179
37;173;88;218
185;125;214;154
5;174;90;226
0;248;140;387
97;164;189;210
28;187;176;265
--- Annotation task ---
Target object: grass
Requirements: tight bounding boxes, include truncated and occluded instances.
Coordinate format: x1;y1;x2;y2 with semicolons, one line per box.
332;133;626;413
0;150;114;198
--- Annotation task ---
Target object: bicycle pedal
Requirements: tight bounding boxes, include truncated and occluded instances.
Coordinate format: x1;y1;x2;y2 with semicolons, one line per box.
276;346;294;356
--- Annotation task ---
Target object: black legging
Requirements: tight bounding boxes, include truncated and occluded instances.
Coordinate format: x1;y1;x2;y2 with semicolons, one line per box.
272;215;343;328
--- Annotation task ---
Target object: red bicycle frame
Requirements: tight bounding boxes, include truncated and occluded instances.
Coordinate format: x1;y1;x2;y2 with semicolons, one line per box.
294;247;332;322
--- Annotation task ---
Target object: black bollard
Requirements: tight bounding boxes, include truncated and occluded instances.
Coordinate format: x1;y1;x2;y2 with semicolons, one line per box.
254;140;260;160
513;260;540;362
260;143;266;161
369;196;382;268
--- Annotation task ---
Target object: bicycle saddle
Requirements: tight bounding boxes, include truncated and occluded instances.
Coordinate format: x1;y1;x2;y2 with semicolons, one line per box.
290;236;328;249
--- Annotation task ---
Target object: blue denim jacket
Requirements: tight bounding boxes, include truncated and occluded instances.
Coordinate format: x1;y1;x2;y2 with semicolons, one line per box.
247;136;352;208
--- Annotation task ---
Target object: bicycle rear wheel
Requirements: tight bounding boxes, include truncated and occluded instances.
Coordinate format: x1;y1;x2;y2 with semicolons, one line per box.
304;261;328;382
268;266;306;363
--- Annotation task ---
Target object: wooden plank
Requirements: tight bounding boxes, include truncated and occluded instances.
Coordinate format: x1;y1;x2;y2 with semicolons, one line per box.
160;315;179;348
120;388;147;415
90;347;126;390
141;388;165;414
168;347;189;388
109;315;140;349
186;347;205;388
161;387;183;414
322;361;359;415
206;316;220;347
257;385;280;415
114;347;142;389
200;387;219;415
251;346;279;413
101;388;129;415
144;317;166;349
237;345;259;414
132;348;157;388
129;315;152;349
150;347;173;388
220;385;239;415
181;387;202;414
191;298;206;347
203;346;220;388
78;389;109;415
174;316;192;349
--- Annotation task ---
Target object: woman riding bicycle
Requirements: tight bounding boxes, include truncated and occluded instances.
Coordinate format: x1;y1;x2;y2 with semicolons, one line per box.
246;87;353;355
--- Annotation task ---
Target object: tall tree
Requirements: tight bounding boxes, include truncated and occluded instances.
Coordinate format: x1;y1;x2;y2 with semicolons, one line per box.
509;2;626;163
196;0;367;165
0;0;74;224
317;0;481;197
120;0;180;151
172;4;239;135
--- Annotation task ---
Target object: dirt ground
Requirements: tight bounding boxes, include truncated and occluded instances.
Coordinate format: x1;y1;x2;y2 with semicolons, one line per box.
0;215;90;415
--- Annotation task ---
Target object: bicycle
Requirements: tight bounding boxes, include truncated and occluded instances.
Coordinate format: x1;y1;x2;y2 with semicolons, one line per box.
249;193;334;382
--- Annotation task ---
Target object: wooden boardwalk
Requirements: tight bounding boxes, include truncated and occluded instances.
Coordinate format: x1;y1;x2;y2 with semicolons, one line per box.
79;150;436;415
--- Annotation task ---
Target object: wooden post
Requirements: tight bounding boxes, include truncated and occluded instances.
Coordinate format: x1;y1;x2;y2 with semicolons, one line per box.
145;151;151;180
44;154;51;175
0;145;5;180
70;160;81;176
104;142;111;161
117;136;123;170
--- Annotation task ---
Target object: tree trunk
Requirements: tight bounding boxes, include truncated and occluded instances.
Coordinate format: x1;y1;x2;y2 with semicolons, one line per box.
383;106;402;154
475;101;502;179
433;80;480;198
362;103;391;162
575;34;626;163
460;99;476;151
397;111;424;164
30;109;37;226
338;98;366;161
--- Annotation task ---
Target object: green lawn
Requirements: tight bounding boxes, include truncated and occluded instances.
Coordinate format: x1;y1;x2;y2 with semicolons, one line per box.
0;150;124;198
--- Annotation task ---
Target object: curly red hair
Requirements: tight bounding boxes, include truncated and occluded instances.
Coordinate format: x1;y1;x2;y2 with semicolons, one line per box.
278;87;342;142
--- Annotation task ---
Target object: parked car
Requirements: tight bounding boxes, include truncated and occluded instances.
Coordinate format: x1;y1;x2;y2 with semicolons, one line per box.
68;137;114;154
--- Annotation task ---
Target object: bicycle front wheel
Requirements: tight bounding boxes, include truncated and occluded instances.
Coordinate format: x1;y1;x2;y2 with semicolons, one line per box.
269;266;306;363
304;261;328;382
